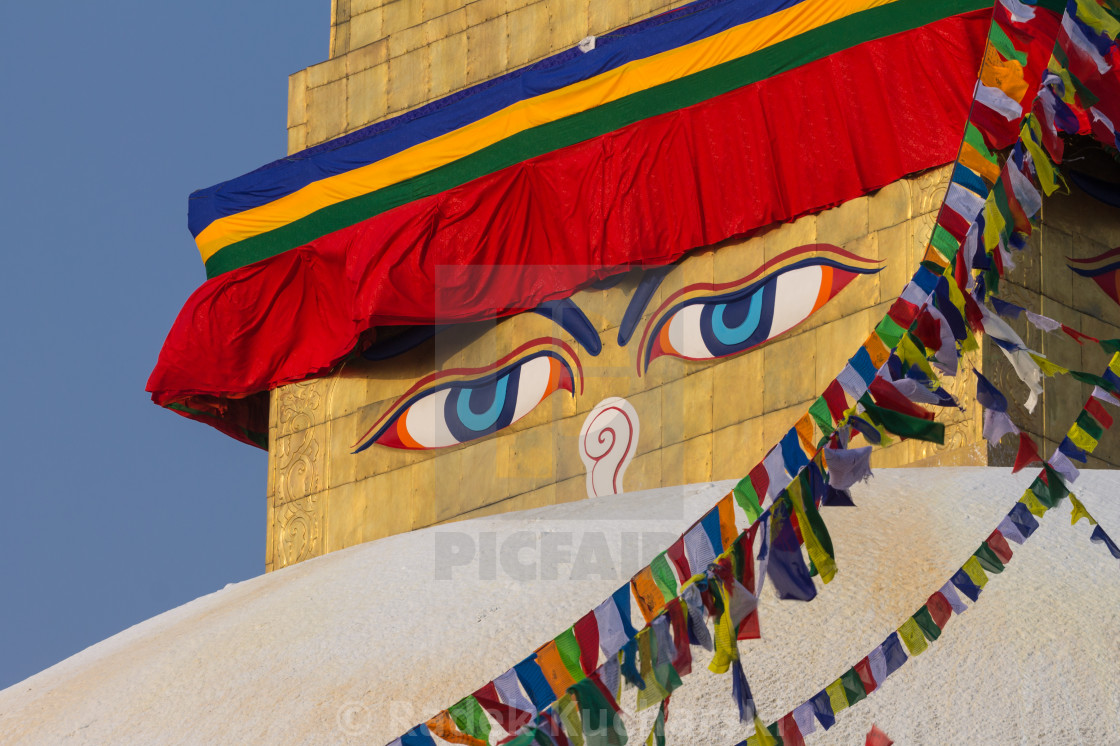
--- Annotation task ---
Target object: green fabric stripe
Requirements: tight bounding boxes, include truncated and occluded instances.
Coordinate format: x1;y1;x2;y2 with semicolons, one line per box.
650;552;678;600
206;0;991;277
1072;369;1118;392
798;471;835;559
556;627;587;682
809;396;834;435
1077;410;1105;440
913;605;943;641
449;695;491;742
988;20;1028;64
973;543;1005;574
862;400;946;443
734;477;763;523
931;225;961;261
992;178;1013;232
876;315;906;348
1031;465;1070;508
963;122;997;162
840;667;868;705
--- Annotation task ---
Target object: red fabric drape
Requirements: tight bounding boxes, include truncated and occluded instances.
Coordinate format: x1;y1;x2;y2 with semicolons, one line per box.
150;12;992;442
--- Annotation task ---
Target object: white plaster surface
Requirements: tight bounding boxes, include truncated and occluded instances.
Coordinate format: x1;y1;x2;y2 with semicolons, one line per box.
1;468;1118;745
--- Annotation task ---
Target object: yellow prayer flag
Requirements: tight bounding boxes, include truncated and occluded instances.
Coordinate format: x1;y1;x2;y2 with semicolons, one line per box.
1020;489;1049;517
1021;118;1064;196
747;716;779;746
788;481;836;584
1068;423;1100;453
826;677;850;713
981;45;1029;100
1070;494;1098;526
1030;353;1069;377
795;412;816;452
962;556;989;588
898;617;929;656
708;583;739;674
557;696;586;746
1108;353;1120;378
983;196;1007;252
922;244;950;269
1076;0;1120;38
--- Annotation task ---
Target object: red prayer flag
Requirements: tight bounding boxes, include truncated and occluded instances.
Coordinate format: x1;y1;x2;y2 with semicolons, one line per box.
926;591;953;628
887;297;920;329
854;656;878;694
666;537;691;584
473;681;532;734
779;712;806;746
666;599;693;675
824;379;849;421
749;463;770;504
869;377;934;420
912;310;944;352
866;724;894;746
573;612;600;675
1012;432;1044;473
1061;324;1099;345
1086;397;1114;430
986;529;1014;565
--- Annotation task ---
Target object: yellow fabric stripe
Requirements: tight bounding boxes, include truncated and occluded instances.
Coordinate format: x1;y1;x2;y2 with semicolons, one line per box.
959;142;1002;184
195;0;900;262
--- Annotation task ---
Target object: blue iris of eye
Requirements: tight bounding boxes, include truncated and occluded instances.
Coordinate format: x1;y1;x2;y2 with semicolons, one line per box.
455;375;509;431
710;288;764;345
444;368;522;442
697;279;777;358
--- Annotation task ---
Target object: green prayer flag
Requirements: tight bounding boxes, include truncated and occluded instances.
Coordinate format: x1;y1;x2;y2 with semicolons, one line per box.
650;553;678;601
1099;339;1120;355
973;543;1005;574
1071;370;1117;392
570;678;628;746
645;702;667;746
913;605;943;642
840;667;868;705
1076;410;1105;441
1030;465;1070;508
876;315;906;348
449;695;491;743
988;22;1029;64
861;400;945;444
809;396;834;435
556;627;587;683
931;224;961;261
733;476;763;523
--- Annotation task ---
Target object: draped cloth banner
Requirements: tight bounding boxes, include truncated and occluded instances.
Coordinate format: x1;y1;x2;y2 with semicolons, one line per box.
149;1;1002;444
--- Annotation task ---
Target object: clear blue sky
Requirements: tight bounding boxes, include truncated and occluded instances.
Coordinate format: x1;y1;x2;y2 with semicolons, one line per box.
0;2;326;689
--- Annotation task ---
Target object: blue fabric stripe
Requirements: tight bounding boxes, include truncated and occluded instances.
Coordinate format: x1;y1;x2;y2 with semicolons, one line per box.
1007;501;1039;539
612;584;639;639
809;689;836;730
880;631;908;677
514;655;555;711
912;264;940;295
780;428;810;476
700;507;724;554
851;346;877;383
952;162;990;197
188;0;805;235
950;568;982;602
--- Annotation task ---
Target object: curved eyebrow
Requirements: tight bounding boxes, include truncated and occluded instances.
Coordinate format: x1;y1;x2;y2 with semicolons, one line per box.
361;297;602;362
531;298;601;356
618;266;672;346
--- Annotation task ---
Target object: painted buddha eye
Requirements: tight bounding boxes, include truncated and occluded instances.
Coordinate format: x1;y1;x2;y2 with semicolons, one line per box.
354;345;579;451
639;250;879;372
